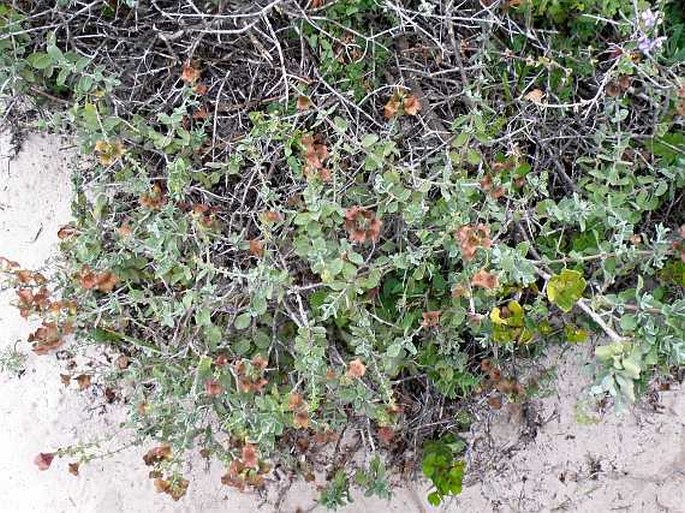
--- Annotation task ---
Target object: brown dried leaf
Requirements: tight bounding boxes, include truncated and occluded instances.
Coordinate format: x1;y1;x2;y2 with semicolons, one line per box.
318;167;332;183
137;401;148;416
383;95;401;120
0;256;20;271
287;393;304;411
343;206;382;244
77;266;98;290
524;88;545;104
241;444;259;469
193;83;208;95
117;223;133;238
421;310;441;328
262;210;282;223
154;478;170;494
215;353;229;367
487;395;503;410
57;225;77;240
403;94;421;116
94;140;124;166
313;430;339;445
248;239;264;258
95;271;118;293
75;374;92;390
455;224;492;261
490;186;505;199
181;61;201;84
204;379;224;397
296;95;312;111
168;478;189;501
495;378;524;396
78;267;118;293
192;107;209;120
451;283;469;299
34;452;54;471
252;355;268;371
295;435;310;453
618;75;631;91
29;322;65;355
294;410;310;429
377;426;395;445
68;462;80;476
140;184;166;210
15;270;46;285
347;358;366;379
471;269;499;290
143;444;172;466
221;471;245;491
252;377;268;393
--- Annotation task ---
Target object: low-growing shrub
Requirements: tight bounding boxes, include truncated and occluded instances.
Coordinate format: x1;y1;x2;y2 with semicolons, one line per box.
1;0;683;507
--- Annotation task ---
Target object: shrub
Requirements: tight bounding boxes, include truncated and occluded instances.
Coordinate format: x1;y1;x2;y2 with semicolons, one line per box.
1;0;683;507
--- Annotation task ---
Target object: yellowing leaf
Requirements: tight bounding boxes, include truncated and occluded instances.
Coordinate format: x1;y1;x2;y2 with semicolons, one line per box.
489;300;524;327
546;269;586;312
565;324;588;344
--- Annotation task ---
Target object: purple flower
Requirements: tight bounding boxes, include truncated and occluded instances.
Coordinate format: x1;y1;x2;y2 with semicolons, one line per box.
638;35;666;54
640;9;662;29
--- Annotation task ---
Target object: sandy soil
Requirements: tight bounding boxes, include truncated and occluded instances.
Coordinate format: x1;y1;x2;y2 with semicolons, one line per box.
456;348;685;513
1;129;684;513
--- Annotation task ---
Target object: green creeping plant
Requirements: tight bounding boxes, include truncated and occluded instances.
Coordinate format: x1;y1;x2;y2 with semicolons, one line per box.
422;435;466;506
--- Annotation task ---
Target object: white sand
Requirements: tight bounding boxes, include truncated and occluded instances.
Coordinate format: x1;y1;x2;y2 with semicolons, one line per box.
1;129;683;513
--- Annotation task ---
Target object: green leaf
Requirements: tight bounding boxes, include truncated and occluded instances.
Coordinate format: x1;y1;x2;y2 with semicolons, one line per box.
47;43;64;63
81;103;99;130
615;373;636;402
619;314;638;332
595;342;622;361
447;461;465;494
56;68;70;87
361;133;379;148
348;251;364;266
27;52;52;70
466;148;481;166
333;116;349;132
427;491;442;506
251;294;268;316
386;342;402;358
168;157;190;198
622;358;641;380
234;312;252;330
77;74;94;93
546;269;586;312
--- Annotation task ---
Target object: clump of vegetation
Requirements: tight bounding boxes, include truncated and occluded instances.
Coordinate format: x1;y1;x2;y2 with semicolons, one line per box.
1;0;683;507
0;342;27;376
